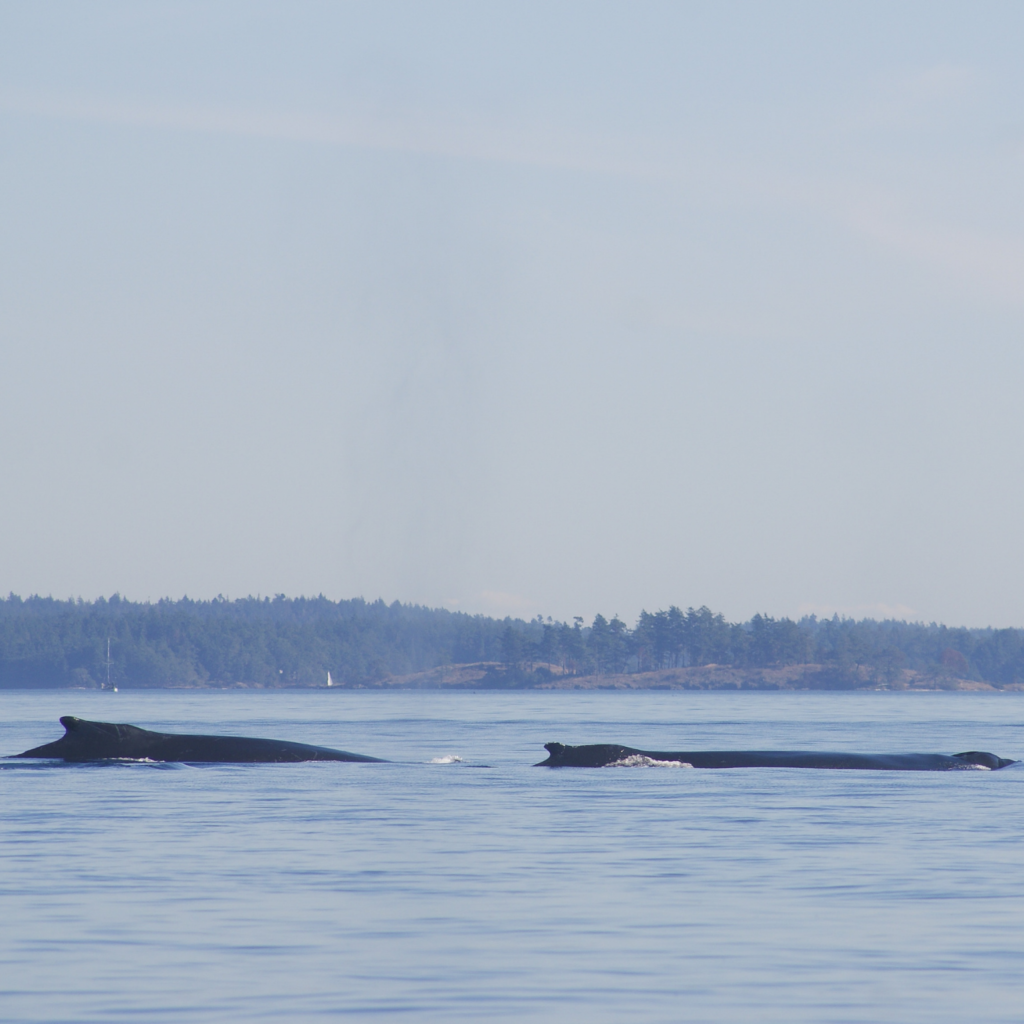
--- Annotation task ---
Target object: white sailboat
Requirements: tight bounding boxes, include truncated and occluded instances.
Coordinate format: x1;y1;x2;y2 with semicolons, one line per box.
326;671;333;688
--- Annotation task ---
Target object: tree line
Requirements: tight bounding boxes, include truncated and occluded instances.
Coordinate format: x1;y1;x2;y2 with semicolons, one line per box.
1;593;1023;688
504;607;1024;685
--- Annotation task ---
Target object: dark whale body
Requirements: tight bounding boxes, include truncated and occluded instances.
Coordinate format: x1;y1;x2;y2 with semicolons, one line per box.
13;717;386;763
538;742;1016;771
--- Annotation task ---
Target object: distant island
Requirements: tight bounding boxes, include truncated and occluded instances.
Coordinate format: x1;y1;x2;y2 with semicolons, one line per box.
0;594;1021;691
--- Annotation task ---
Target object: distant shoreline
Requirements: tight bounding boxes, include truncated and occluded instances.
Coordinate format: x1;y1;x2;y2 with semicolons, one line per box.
5;595;1024;690
374;662;1024;692
42;661;1024;692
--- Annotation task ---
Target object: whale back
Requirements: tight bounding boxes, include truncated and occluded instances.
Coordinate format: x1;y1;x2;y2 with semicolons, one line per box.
537;741;1017;770
13;716;159;760
14;717;387;763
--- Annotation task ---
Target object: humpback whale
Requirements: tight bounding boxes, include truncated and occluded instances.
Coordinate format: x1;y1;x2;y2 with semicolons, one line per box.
12;716;387;763
537;742;1016;770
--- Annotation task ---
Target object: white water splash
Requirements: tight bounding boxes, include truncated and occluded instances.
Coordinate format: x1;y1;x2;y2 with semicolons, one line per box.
429;755;464;764
609;755;694;768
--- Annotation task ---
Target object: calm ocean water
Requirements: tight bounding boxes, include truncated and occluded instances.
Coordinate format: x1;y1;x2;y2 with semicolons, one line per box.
1;690;1022;1023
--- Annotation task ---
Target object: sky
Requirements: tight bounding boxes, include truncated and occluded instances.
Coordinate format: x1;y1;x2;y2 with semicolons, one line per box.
2;1;1024;627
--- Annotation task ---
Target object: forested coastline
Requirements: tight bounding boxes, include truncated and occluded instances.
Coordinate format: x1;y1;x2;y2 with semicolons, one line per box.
1;594;1023;689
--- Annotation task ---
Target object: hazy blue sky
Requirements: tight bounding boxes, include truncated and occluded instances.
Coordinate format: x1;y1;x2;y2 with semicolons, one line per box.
2;2;1024;626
